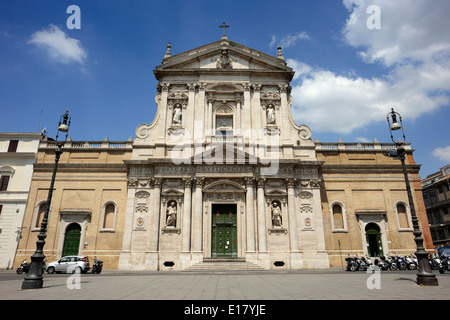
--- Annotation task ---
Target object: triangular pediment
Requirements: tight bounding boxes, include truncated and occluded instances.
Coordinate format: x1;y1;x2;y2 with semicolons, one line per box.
155;38;293;76
190;142;260;165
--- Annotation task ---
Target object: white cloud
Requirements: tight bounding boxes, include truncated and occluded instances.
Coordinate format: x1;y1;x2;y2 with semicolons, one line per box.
342;0;450;67
288;0;450;134
270;31;310;49
432;146;450;162
29;24;87;64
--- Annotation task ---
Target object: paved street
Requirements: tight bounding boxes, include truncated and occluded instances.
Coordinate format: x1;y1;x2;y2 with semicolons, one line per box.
1;269;449;301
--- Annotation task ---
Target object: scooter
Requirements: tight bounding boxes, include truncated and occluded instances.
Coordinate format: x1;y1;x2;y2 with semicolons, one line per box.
429;254;441;270
405;255;417;270
395;254;407;270
357;256;368;271
386;255;398;270
345;255;359;271
92;257;103;274
16;258;47;274
375;256;389;270
439;255;450;274
364;255;373;269
16;259;30;274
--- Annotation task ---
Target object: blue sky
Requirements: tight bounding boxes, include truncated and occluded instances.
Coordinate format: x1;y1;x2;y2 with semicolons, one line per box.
1;0;449;179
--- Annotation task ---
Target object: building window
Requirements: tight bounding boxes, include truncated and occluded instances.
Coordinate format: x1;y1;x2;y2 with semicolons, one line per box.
330;201;347;232
0;176;10;191
103;204;115;229
395;201;412;230
7;140;19;152
0;204;3;216
35;203;47;229
100;201;117;231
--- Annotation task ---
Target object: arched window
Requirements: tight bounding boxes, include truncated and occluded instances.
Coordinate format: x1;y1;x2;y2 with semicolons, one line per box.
395;201;411;230
103;204;115;229
32;202;47;230
332;204;344;229
101;201;117;231
330;201;347;232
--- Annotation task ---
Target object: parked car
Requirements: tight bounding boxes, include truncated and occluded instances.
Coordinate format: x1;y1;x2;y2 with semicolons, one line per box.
46;256;90;274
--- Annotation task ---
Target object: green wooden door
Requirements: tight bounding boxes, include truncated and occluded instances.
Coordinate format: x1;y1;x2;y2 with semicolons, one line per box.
62;223;81;256
365;223;383;257
211;204;237;258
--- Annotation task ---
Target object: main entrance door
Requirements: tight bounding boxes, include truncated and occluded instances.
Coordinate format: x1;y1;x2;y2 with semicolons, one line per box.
211;204;237;258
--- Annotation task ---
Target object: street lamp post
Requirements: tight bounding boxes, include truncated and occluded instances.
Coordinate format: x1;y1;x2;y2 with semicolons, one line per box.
22;110;71;290
386;108;438;286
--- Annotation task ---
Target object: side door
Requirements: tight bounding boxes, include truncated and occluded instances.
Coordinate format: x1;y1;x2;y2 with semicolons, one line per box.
56;257;70;272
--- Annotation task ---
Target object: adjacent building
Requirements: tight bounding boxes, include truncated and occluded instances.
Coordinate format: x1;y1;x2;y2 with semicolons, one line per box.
0;133;41;269
422;165;450;247
14;35;433;270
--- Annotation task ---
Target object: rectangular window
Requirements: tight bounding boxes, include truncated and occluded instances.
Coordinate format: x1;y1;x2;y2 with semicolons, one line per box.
7;140;19;152
0;176;10;191
0;204;3;216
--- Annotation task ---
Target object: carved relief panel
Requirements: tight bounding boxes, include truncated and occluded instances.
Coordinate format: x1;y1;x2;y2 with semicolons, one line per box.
134;191;150;229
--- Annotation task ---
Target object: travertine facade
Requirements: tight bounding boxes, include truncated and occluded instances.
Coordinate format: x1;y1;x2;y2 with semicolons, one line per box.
14;138;132;269
13;35;433;270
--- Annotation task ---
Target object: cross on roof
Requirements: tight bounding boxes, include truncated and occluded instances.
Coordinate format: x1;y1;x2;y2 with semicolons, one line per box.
219;22;229;37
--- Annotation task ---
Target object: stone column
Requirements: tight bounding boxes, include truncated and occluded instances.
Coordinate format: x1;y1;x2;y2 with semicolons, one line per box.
158;82;170;139
245;177;256;254
286;178;299;252
187;83;196;141
143;177;162;270
235;94;242;132
207;93;213;136
252;83;262;136
192;177;204;259
278;84;290;143
257;178;267;253
118;179;136;269
148;178;162;251
181;178;193;252
242;83;251;143
194;82;206;142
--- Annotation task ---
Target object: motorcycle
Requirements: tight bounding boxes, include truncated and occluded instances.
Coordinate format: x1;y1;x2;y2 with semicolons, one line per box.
428;254;441;270
439;255;450;274
16;259;30;274
357;256;368;271
16;258;47;274
374;256;389;270
412;254;419;269
364;255;373;269
395;254;407;270
405;255;417;270
345;255;359;271
385;255;398;270
92;257;103;274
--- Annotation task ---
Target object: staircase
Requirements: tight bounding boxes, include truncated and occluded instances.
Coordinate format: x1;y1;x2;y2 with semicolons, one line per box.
184;258;266;272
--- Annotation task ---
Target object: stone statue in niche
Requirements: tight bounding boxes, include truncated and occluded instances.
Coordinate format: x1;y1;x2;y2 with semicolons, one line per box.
266;104;276;124
172;104;182;125
165;201;177;227
271;201;282;227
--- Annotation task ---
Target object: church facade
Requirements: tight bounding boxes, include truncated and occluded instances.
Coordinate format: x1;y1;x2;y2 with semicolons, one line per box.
13;35;433;271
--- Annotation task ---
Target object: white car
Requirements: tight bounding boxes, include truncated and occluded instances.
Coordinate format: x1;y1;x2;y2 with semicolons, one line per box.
46;256;90;274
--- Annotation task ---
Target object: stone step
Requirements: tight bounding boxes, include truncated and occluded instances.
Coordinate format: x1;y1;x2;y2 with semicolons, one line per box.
184;258;266;272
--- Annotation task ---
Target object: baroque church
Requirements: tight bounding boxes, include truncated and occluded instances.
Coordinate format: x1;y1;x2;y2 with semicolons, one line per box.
13;31;434;271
